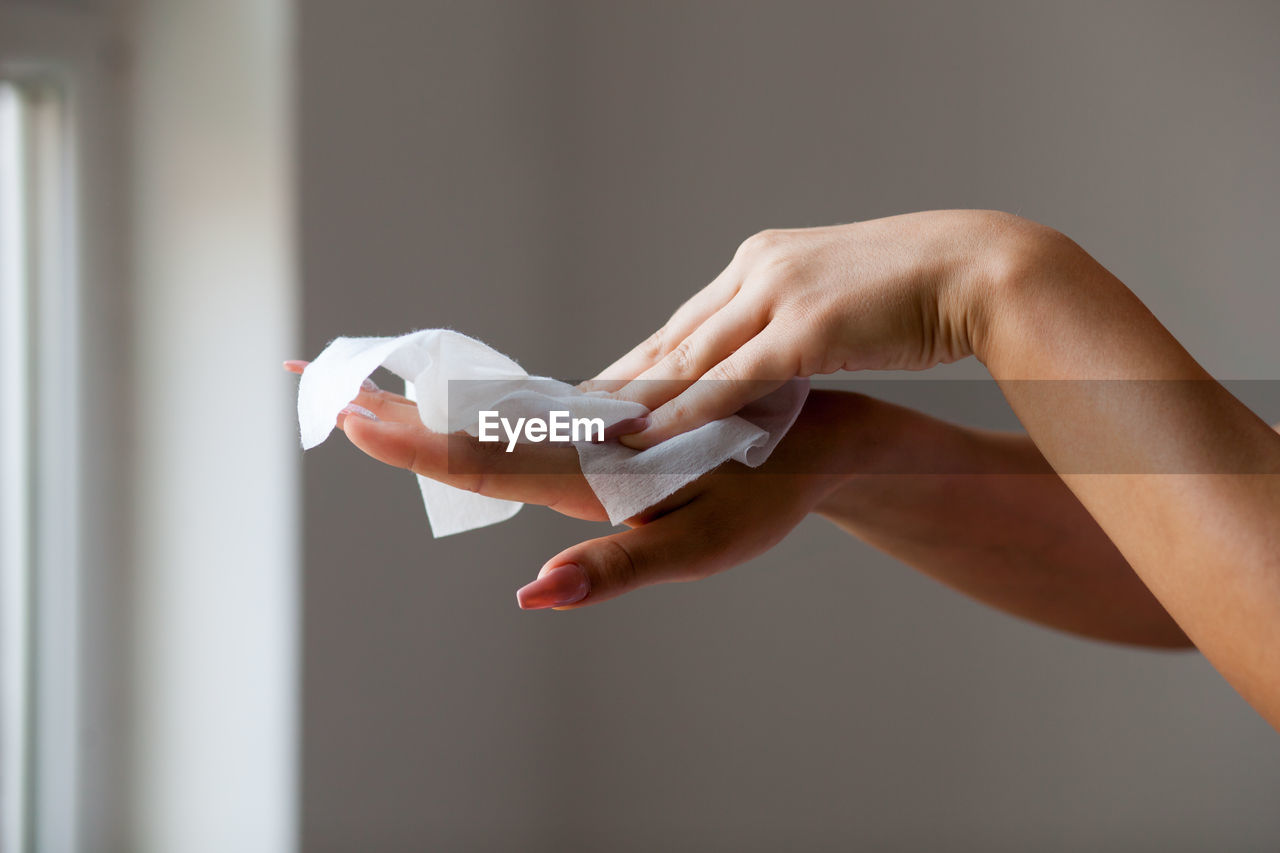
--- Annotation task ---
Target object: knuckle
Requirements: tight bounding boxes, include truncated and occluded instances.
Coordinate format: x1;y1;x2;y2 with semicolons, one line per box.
464;467;490;496
595;537;639;592
758;247;801;280
665;339;696;376
704;358;738;384
405;439;427;476
642;327;668;361
664;396;695;428
418;433;472;490
737;228;785;260
742;265;801;304
455;433;503;492
540;476;579;517
794;351;824;377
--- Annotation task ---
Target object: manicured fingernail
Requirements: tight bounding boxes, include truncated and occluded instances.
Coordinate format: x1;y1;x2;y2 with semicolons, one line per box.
516;563;589;610
283;359;308;374
361;377;380;392
600;415;648;443
618;429;652;451
339;403;378;422
580;378;627;394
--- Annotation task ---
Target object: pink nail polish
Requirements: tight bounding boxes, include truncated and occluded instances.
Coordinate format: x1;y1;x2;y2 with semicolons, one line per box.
617;430;649;451
516;564;590;610
339;403;378;421
600;415;649;443
361;377;380;392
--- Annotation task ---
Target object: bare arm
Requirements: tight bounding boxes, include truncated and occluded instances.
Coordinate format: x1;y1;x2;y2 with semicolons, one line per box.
970;221;1280;727
326;367;1194;650
589;210;1280;728
808;390;1192;648
301;211;1280;729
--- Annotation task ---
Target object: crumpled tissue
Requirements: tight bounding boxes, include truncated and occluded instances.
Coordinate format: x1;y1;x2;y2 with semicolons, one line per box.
297;329;809;536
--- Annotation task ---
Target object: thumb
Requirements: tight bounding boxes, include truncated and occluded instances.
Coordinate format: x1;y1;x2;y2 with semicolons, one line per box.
515;506;735;610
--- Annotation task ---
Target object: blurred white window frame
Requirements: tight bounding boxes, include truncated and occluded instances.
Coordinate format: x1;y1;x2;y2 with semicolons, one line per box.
2;2;298;851
127;0;299;848
0;76;38;853
0;14;92;851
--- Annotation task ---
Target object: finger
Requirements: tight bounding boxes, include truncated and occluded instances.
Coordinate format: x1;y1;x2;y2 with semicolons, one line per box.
353;374;416;407
340;414;606;520
348;393;419;426
285;359;417;410
349;382;419;420
619;331;796;450
584;265;741;388
608;298;765;413
515;498;740;609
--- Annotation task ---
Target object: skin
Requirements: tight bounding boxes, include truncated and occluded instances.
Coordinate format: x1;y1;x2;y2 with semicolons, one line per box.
289;209;1280;731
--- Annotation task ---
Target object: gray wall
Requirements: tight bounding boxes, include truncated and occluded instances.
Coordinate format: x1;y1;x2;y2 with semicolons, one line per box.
298;2;1280;850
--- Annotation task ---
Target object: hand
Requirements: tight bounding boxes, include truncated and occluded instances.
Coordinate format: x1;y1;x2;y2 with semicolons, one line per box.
286;361;849;609
590;209;1032;449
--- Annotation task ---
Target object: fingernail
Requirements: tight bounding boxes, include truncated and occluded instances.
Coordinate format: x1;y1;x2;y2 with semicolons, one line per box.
283;359;308;374
339;403;378;421
361;377;380;392
617;430;651;451
516;563;590;610
599;415;648;443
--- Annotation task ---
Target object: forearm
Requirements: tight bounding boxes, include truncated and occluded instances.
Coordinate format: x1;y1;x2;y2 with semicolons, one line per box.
969;219;1280;726
805;390;1190;647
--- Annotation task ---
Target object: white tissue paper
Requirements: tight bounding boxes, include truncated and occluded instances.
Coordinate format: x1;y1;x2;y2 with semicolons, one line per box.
297;329;809;536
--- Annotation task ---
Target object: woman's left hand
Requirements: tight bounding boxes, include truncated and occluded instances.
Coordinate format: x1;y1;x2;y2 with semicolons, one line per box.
289;362;849;609
587;210;1036;449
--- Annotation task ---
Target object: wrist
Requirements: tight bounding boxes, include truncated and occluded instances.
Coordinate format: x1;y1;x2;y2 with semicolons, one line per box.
954;212;1090;372
781;390;916;516
880;209;1065;368
961;213;1199;382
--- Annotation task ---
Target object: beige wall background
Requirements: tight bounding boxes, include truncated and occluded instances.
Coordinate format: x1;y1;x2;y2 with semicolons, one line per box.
298;2;1280;850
